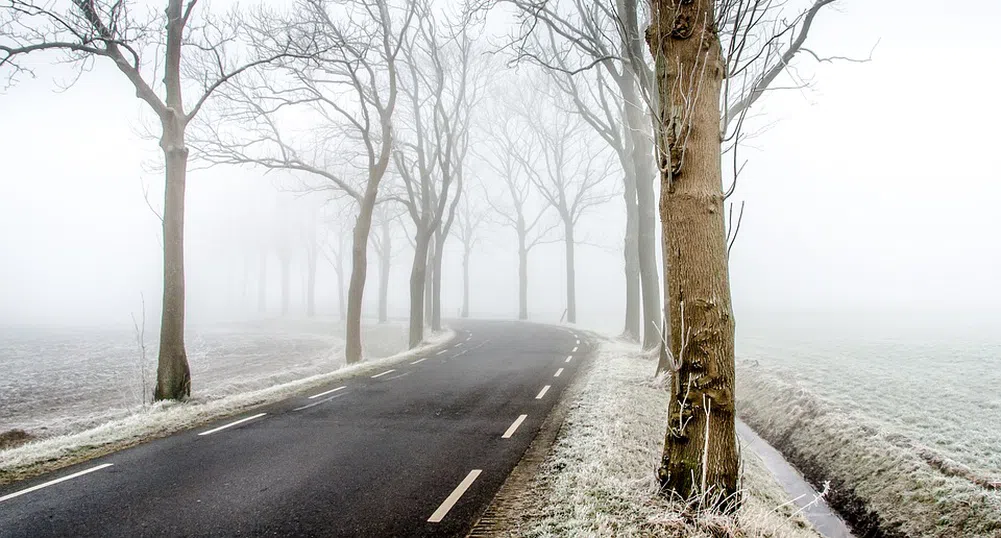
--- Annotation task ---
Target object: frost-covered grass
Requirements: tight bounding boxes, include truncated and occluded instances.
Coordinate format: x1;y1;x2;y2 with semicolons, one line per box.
0;324;452;485
495;339;821;538
0;318;408;438
735;314;1001;537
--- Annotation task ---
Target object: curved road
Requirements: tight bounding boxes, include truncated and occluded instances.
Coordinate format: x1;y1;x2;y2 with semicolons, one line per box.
0;320;591;537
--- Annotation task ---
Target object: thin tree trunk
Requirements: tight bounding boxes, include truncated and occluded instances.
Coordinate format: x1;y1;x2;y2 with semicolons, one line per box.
409;231;431;348
564;220;576;324
431;233;445;332
517;228;528;321
306;250;317;317
345;197;377;364
257;249;267;315
378;218;391;324
648;0;738;505
461;244;470;318
280;256;291;316
622;168;641;341
154;142;191;401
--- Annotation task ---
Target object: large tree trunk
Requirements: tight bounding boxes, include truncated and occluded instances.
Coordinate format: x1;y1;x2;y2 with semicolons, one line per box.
424;241;434;324
431;233;445;332
563;220;576;324
517;226;528;321
345;197;377;364
622;168;641;341
378;218;391;324
257;249;267;315
461;245;470;318
408;231;431;348
154;140;191;401
648;0;738;506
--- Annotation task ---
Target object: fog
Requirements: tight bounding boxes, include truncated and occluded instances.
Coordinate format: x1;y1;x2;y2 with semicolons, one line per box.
1;0;998;339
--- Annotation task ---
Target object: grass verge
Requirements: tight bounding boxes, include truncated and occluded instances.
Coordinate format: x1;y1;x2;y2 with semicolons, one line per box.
737;360;1001;538
477;339;822;538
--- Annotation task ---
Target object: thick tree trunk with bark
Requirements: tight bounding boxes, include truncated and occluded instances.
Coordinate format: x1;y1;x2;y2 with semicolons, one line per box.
622;170;641;340
345;196;377;364
648;0;738;506
563;219;576;324
409;231;431;348
431;233;445;331
461;244;470;318
424;241;434;324
378;218;391;323
154;137;191;401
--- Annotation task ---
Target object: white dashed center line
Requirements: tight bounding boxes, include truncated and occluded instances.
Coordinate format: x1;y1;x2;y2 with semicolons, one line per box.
198;413;267;436
308;386;346;399
502;415;528;438
411;358;426;365
565;355;573;363
428;469;482;523
0;463;114;503
572;346;578;353
535;385;551;399
371;369;396;379
435;349;449;356
295;392;348;411
383;372;411;381
554;368;564;377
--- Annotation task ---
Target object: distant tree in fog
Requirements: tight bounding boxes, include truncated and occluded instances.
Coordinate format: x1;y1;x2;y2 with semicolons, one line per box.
453;185;487;319
0;0;298;400
193;0;417;364
370;204;403;324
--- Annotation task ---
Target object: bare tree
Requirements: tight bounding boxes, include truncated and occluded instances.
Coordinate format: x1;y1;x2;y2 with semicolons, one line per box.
322;200;355;323
453;184;488;319
0;0;301;400
512;76;617;324
193;0;417;364
370;203;401;324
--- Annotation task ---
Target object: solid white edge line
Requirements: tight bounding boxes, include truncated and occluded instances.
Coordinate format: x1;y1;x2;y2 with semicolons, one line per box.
295;392;348;411
501;414;528;439
308;385;346;399
565;355;573;363
554;368;564;377
411;358;427;365
198;413;267;436
0;463;114;503
535;385;551;399
428;469;482;523
371;369;396;378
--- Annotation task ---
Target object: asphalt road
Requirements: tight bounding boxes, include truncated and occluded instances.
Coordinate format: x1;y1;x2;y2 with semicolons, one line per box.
0;320;591;537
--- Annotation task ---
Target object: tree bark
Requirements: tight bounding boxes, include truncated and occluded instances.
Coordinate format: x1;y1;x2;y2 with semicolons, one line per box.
563;219;576;324
345;196;377;364
154;139;191;401
431;232;445;331
424;240;434;325
648;0;738;506
378;218;391;324
622;169;641;340
408;231;431;348
461;244;470;318
517;227;529;321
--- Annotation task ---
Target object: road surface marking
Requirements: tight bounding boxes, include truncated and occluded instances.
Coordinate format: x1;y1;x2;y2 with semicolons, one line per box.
565;355;573;363
428;469;482;523
572;346;578;353
454;342;463;347
502;415;528;438
554;368;564;377
466;333;473;340
308;385;346;399
576;339;580;345
295;392;348;411
371;369;396;378
535;385;551;399
0;463;114;503
198;412;266;434
384;372;411;381
436;349;449;356
411;358;427;365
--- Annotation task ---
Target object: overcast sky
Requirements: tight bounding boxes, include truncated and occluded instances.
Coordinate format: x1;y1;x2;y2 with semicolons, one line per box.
0;0;998;337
